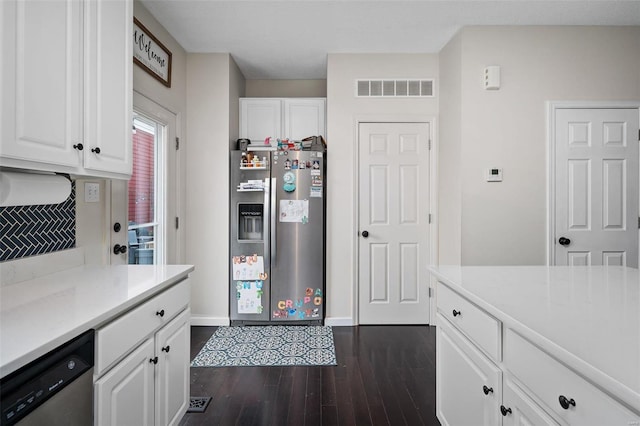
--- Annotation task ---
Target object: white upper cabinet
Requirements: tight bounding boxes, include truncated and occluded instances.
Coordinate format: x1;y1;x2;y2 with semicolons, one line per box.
284;98;326;141
239;98;326;144
240;99;282;143
0;0;132;179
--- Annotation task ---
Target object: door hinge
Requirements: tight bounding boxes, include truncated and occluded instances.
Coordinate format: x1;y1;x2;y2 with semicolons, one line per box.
428;213;432;224
428;287;433;298
176;137;180;150
638;216;640;229
175;217;179;229
428;139;432;150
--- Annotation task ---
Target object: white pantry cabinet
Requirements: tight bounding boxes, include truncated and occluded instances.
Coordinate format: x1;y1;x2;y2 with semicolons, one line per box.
94;279;191;426
0;0;132;179
239;98;325;144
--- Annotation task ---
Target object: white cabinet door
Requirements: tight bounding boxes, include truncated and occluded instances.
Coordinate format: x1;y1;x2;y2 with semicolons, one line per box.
284;98;326;140
155;309;190;426
1;0;82;168
95;338;155;426
240;99;282;143
502;378;560;426
437;315;502;426
83;0;132;177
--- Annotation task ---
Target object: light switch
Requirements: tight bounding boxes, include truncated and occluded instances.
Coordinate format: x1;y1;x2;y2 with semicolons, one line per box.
84;182;100;203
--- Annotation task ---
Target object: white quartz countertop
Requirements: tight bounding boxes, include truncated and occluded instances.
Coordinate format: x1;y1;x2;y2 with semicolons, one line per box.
0;264;194;378
428;265;640;413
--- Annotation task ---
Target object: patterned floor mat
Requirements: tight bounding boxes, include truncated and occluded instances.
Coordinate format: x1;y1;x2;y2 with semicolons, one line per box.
191;326;337;367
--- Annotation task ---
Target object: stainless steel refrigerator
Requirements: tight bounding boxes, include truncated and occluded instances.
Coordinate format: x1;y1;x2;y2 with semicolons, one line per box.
229;148;326;324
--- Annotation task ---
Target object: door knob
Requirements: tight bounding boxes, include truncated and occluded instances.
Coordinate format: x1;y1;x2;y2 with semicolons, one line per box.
361;230;369;238
558;237;571;246
113;244;127;254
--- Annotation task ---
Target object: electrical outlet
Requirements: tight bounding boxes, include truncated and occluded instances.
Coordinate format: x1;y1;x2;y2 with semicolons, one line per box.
84;182;100;203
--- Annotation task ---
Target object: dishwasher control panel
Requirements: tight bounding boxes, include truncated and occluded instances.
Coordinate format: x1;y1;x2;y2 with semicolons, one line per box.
0;330;94;426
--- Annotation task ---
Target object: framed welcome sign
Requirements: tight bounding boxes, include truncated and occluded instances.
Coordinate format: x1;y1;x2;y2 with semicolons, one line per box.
133;17;172;87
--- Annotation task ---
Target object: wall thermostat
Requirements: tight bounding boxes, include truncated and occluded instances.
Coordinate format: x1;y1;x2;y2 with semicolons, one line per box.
486;168;503;182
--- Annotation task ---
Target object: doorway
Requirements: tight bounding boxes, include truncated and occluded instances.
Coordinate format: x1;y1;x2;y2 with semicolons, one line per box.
110;92;179;266
549;103;639;267
357;121;433;324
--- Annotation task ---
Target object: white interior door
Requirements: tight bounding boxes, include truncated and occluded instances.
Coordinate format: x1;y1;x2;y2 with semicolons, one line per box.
555;108;639;267
358;122;431;324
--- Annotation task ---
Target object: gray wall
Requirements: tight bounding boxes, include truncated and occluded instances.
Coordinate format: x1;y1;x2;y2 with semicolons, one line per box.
246;79;327;97
439;26;640;266
186;53;246;324
326;53;440;324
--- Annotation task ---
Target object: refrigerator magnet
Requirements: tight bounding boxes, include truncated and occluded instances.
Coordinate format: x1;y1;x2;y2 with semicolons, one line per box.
292;159;299;169
310;187;322;198
283;171;296;192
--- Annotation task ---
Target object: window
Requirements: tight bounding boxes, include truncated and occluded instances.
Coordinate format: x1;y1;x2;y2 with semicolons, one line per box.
128;114;166;264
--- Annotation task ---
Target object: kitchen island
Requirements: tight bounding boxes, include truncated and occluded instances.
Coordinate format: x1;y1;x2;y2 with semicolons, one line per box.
429;265;639;425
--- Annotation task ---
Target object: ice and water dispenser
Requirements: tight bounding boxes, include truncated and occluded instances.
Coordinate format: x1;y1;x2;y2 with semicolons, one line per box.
238;204;264;241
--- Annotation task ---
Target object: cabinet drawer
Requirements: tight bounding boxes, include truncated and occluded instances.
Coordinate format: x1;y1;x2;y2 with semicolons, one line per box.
95;278;190;376
502;376;560;426
505;329;640;425
437;282;501;361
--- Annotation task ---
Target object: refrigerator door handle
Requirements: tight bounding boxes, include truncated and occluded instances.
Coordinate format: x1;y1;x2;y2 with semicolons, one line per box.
263;177;270;264
270;177;277;266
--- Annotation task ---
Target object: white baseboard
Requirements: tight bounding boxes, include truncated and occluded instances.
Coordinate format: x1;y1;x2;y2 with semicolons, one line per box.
324;317;354;326
190;315;230;326
189;315;353;327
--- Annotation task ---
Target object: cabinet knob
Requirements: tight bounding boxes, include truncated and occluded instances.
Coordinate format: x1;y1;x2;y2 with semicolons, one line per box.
452;309;461;317
500;405;512;416
361;230;369;238
482;385;493;395
162;345;171;353
558;395;576;409
73;143;84;151
156;309;165;318
91;147;101;154
149;356;158;364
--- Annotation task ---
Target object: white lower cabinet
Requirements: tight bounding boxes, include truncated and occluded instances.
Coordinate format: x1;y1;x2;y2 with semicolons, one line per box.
155;309;191;426
94;279;191;426
436;281;640;426
95;338;155;426
502;378;559;426
437;314;502;426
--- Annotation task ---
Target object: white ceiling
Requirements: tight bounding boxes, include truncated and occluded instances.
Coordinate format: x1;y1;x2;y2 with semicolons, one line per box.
140;0;640;80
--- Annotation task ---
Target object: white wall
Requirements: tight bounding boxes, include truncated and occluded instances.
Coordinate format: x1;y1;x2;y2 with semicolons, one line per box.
439;26;640;266
326;54;439;324
186;53;245;324
246;79;327;97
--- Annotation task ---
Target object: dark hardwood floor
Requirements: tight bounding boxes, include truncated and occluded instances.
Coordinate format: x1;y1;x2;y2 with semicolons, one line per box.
179;325;438;426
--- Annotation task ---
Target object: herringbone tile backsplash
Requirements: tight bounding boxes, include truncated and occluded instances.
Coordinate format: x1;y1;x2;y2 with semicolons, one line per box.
0;183;76;262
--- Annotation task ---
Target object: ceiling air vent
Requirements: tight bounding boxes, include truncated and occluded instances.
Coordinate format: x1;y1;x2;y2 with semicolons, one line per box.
356;79;434;97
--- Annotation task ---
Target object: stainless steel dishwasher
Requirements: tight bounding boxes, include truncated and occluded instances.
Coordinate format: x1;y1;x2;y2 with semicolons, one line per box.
0;329;94;425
